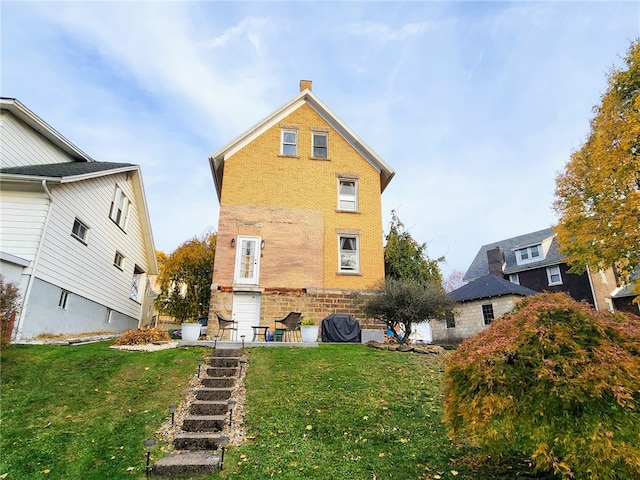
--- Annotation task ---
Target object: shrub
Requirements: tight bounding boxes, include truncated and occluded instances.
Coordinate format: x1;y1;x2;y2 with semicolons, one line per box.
113;328;171;346
442;292;640;480
1;274;21;348
364;277;455;344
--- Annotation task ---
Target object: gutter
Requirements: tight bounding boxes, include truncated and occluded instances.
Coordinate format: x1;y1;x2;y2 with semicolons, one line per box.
13;180;54;341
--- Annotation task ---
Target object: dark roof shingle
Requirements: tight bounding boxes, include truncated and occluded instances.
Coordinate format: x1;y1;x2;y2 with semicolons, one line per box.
450;274;538;302
1;161;136;178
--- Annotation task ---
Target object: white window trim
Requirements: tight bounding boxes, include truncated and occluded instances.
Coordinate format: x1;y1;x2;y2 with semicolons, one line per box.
546;265;563;286
311;131;328;159
509;273;520;285
338;234;360;274
281;129;298;156
109;185;130;231
114;251;125;270
71;218;89;244
337;178;358;212
482;304;494;325
58;290;70;310
515;244;542;266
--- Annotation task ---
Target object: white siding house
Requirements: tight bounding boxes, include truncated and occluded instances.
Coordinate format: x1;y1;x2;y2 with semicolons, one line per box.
0;98;158;341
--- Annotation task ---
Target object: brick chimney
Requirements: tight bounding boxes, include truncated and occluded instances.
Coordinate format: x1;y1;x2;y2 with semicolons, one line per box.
487;247;505;276
300;80;312;92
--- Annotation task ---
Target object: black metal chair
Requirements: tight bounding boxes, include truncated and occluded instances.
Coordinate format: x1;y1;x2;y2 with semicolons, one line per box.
274;312;302;342
215;312;238;341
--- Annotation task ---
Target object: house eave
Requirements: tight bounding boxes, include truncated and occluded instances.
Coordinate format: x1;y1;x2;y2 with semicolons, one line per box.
208;89;395;201
1;98;95;163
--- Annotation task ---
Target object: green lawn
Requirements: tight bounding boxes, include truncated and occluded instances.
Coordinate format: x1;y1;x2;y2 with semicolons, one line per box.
1;342;543;479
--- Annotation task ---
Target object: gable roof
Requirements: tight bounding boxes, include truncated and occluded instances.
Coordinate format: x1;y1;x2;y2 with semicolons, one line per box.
208;87;395;201
450;274;538;303
464;227;563;281
1;98;95;163
0;162;137;183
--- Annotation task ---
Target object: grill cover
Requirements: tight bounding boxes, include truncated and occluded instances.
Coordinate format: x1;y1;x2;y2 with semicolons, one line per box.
321;314;361;343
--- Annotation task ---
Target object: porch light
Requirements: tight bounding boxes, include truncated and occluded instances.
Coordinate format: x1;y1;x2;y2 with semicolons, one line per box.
230;238;235;247
261;239;265;249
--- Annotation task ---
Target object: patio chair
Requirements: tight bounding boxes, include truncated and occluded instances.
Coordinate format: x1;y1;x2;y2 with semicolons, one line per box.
274;312;302;342
215;312;238;341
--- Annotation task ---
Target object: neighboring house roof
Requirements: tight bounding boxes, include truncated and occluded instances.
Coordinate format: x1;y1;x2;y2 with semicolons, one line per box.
450;274;538;303
0;97;95;163
0;99;158;276
0;162;137;182
464;227;563;281
208;86;395;201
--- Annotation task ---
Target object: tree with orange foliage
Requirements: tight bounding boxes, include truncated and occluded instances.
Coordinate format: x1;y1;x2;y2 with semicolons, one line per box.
155;230;216;322
554;40;640;298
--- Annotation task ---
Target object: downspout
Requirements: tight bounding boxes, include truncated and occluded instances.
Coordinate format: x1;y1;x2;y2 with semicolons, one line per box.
586;264;599;312
13;180;54;341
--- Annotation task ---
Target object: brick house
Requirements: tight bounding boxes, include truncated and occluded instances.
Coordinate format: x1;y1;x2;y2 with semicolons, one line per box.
208;81;394;340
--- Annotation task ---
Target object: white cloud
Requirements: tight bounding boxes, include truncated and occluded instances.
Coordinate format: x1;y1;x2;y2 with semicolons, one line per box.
346;21;430;42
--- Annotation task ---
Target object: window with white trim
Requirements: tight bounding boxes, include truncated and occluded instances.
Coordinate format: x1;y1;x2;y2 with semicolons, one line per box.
482;304;494;325
509;273;520;285
71;218;89;244
516;244;541;265
281;129;298;156
338;179;358;212
546;265;563;285
58;290;70;310
312;132;328;158
114;251;124;270
109;186;130;230
339;235;359;273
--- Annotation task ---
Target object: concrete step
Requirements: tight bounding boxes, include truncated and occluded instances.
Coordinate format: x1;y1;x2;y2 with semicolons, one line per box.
182;415;226;432
201;377;235;388
189;400;229;416
208;356;240;368
152;450;218;477
205;366;237;377
195;388;232;401
173;432;227;451
213;348;242;357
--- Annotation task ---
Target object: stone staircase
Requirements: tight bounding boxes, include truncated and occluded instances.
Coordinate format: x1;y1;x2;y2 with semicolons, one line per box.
151;348;243;478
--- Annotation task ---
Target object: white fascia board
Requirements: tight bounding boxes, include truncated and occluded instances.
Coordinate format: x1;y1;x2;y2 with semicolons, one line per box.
58;166;139;183
0;98;95;163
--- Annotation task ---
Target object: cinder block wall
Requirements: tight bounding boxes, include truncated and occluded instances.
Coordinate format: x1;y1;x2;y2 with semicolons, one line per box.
431;295;521;344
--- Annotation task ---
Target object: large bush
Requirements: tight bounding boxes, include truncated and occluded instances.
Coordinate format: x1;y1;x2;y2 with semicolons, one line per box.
442;292;640;479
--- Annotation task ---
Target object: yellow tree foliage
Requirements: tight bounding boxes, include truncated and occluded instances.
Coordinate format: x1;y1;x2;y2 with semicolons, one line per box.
554;40;640;297
155;231;216;322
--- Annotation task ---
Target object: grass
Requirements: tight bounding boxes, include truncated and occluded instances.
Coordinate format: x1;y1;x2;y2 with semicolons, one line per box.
1;342;206;479
2;343;545;479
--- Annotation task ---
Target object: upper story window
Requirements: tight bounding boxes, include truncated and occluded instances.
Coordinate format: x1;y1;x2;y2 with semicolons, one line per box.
516;244;541;265
71;218;89;244
546;265;563;286
338;235;359;274
281;129;298;156
113;251;124;270
338;178;358;212
312;132;328;159
109;185;130;231
482;304;494;325
509;273;520;285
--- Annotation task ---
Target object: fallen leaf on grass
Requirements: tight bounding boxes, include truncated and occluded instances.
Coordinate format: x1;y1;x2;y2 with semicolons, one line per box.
43;469;51;474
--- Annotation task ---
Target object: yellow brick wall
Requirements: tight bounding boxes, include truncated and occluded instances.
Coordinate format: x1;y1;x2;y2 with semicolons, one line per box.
218;102;385;290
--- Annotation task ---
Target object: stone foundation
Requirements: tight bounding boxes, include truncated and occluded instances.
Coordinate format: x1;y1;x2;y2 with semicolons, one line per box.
209;287;384;332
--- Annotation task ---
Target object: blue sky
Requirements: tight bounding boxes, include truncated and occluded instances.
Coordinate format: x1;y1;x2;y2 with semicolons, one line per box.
2;1;638;279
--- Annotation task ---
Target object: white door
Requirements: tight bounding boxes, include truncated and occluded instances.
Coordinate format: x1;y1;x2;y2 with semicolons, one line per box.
232;292;261;341
234;236;261;285
409;322;433;344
